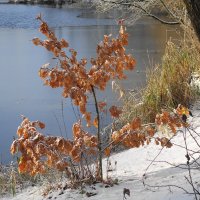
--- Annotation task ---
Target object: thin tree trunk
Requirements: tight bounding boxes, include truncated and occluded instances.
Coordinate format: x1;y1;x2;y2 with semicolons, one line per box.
183;0;200;41
91;86;103;181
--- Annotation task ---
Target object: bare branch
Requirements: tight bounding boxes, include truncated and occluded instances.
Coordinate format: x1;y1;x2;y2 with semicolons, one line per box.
144;182;195;195
183;128;198;200
95;0;180;25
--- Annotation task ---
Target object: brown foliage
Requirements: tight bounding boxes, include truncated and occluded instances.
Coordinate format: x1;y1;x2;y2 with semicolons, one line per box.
110;105;191;149
12;104;188;176
109;105;123;118
32;15;136;126
11;117;98;178
10;15;192;187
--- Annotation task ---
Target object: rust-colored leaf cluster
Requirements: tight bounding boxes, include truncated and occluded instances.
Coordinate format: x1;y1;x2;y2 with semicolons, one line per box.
111;119;156;148
71;121;98;162
10;106;190;178
155;104;191;133
107;105;191;152
11;117;98;176
109;105;122;118
32;16;136;126
155;110;182;134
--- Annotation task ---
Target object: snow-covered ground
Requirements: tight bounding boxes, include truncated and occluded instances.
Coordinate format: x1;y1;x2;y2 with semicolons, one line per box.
2;101;200;200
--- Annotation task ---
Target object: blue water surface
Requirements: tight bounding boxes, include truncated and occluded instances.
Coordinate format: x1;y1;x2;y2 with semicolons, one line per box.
0;4;115;29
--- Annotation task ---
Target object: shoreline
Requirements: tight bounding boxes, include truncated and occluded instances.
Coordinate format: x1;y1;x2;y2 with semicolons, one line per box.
3;0;92;7
1;1;172;20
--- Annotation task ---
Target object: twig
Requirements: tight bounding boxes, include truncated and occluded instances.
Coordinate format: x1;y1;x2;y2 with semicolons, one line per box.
147;160;199;170
159;0;179;20
189;154;200;168
52;111;63;137
172;142;197;153
188;127;200;138
183;127;198;200
144;182;195;195
61;99;68;138
186;127;200;149
144;134;176;175
184;176;200;195
100;0;180;25
171;142;197;153
70;99;78;121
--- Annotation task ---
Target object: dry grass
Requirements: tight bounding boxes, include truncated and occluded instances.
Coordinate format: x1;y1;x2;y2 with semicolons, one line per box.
0;163;41;197
142;40;198;121
121;33;200;123
119;0;200;123
0;162;67;198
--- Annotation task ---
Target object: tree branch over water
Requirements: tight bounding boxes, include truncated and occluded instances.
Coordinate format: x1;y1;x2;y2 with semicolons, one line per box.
95;0;180;25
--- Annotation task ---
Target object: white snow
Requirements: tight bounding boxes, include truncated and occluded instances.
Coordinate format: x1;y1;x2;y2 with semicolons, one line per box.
2;101;200;200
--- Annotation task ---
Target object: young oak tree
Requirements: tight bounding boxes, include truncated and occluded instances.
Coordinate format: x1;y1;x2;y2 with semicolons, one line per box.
11;15;136;181
10;15;191;184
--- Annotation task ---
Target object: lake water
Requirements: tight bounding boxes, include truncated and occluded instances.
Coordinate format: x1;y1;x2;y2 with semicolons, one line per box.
0;4;179;163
